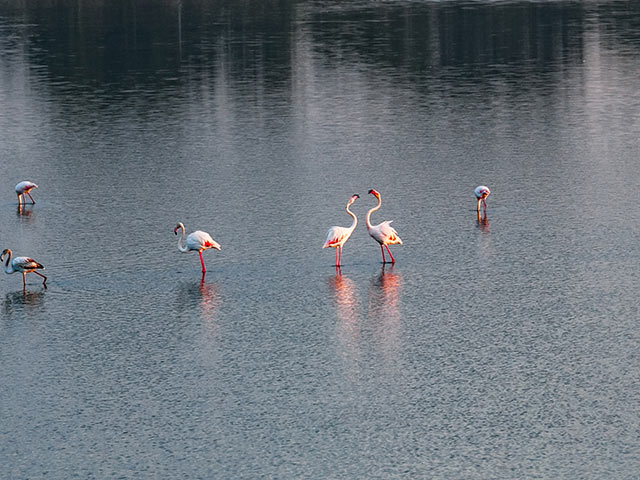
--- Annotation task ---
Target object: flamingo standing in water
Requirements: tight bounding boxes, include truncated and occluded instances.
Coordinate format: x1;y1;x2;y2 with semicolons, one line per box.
475;185;491;212
323;194;359;267
1;248;47;289
174;222;221;274
366;189;403;264
15;181;38;205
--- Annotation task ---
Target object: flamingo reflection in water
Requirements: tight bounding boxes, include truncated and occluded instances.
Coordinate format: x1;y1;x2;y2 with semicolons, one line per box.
329;268;362;366
368;264;403;363
176;278;221;324
16;203;34;219
476;210;490;232
3;289;45;317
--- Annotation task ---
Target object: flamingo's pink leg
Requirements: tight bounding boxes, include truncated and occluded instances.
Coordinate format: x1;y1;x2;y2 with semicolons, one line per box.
199;251;207;273
17;194;23;205
338;246;342;266
22;273;26;290
385;245;395;264
34;271;47;286
381;245;387;263
335;247;339;266
27;192;35;204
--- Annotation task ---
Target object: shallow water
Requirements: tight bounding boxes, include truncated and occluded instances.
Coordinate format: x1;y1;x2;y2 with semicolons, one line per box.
2;1;640;478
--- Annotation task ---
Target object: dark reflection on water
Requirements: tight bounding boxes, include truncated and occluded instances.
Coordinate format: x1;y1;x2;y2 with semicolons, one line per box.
2;289;45;317
2;0;640;478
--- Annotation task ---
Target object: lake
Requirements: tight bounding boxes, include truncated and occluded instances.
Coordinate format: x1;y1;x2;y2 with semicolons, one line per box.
1;1;640;478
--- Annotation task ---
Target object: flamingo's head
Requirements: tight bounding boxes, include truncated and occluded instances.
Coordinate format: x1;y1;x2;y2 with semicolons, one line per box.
349;194;360;203
0;248;9;260
174;222;184;235
368;189;380;198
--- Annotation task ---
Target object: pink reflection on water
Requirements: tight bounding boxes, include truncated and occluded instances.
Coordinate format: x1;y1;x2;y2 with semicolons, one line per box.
329;267;361;364
199;277;221;336
368;264;403;363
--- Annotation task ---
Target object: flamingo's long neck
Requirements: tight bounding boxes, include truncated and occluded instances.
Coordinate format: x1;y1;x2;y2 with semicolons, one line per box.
177;225;188;252
346;202;358;234
2;251;14;274
366;195;382;230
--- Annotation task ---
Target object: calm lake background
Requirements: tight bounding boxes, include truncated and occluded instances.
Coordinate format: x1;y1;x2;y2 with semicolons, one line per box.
1;0;640;478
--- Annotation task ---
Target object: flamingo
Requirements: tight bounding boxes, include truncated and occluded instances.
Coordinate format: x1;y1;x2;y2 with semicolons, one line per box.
174;222;221;274
1;248;47;289
323;194;359;266
366;189;403;264
15;181;38;205
475;185;491;212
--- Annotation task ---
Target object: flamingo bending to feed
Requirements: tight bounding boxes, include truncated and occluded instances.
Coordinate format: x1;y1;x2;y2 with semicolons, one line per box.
475;185;491;212
1;248;47;289
174;222;221;274
366;189;403;264
15;181;38;205
323;194;359;266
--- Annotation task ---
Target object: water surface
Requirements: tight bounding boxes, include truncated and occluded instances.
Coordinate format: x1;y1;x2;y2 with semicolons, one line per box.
1;1;640;478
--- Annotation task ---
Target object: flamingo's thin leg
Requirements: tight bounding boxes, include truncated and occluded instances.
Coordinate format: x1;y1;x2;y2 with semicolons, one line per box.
199;251;207;273
385;245;396;264
34;271;47;286
17;194;23;206
338;246;342;266
335;247;339;266
22;273;26;290
27;192;35;204
381;244;387;263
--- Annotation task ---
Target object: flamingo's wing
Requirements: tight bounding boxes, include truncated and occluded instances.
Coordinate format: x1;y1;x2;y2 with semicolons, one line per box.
13;256;44;271
374;221;403;245
323;226;351;248
188;230;221;251
15;181;37;193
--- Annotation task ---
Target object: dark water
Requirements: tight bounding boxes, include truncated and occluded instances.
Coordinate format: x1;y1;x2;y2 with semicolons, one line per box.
2;1;640;478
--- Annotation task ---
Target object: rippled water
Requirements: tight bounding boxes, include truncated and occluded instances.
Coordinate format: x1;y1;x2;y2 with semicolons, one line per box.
2;1;640;478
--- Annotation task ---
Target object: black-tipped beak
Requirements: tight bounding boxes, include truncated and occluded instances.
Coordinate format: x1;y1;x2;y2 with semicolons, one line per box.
354;194;360;198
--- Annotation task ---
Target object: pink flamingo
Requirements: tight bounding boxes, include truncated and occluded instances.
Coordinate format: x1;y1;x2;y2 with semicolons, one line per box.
174;222;221;274
323;194;359;266
15;181;38;205
366;189;403;264
1;248;47;289
474;185;491;212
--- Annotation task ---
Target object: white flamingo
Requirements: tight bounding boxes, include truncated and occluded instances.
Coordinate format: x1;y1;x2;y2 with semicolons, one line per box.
366;189;403;264
15;181;38;205
174;222;221;274
323;194;359;267
475;185;491;212
1;248;47;289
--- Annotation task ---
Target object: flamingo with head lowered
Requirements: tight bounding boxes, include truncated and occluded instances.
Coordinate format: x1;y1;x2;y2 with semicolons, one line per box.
15;181;38;205
174;222;221;274
475;185;491;212
1;248;47;289
366;189;403;264
323;194;359;267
